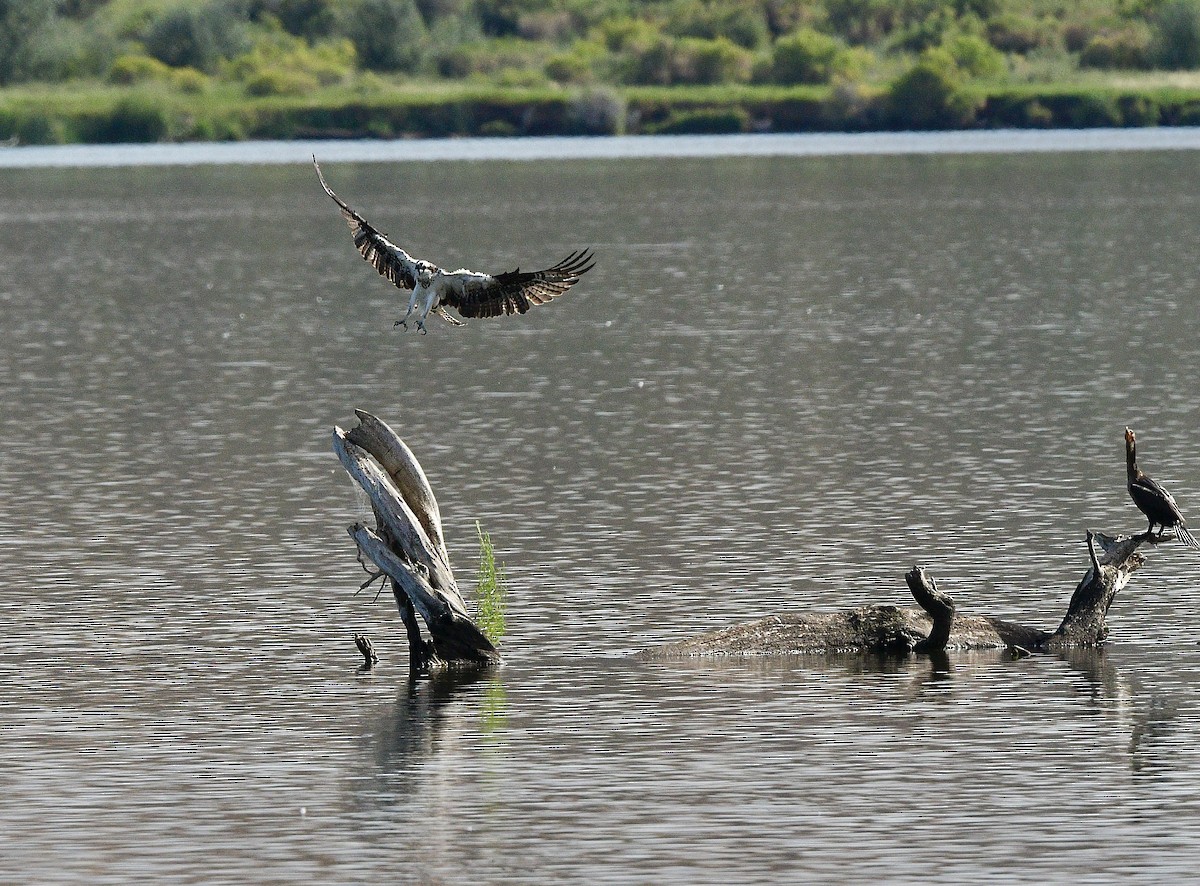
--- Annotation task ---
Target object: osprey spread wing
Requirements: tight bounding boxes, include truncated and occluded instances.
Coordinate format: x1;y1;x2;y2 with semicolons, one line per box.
314;157;594;333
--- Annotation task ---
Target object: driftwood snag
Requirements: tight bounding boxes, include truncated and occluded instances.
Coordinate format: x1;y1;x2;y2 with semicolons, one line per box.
335;409;499;671
354;633;379;669
643;529;1160;658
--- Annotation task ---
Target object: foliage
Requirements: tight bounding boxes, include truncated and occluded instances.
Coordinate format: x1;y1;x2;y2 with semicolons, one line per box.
1079;26;1152;69
475;521;507;646
429;36;545;80
10;11;118;82
665;0;770;50
1153;0;1200;69
143;1;253;72
0;0;56;85
343;0;427;72
567;85;627;131
546;39;606;83
644;104;750;132
1065;91;1123;125
672;36;753;84
81;94;171;141
223;29;355;90
769;28;847;84
943;33;1004;79
888;47;979;128
985;13;1053;53
5;0;1200;142
254;0;341;40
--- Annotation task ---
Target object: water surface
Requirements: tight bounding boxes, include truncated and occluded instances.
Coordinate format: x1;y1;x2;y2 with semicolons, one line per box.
2;145;1200;882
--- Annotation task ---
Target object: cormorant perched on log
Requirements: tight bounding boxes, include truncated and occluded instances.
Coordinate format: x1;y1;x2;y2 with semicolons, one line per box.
1125;426;1200;549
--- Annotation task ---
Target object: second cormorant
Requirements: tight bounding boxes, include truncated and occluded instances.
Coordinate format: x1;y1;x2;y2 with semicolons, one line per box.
1125;426;1200;549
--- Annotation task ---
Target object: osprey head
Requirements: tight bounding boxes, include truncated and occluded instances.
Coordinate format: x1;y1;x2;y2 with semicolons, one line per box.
415;262;436;287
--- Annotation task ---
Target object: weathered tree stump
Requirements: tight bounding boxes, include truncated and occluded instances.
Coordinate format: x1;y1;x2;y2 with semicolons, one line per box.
643;529;1162;658
335;409;499;671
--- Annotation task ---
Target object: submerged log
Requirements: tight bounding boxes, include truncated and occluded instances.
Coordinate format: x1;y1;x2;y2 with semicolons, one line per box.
644;529;1159;658
335;411;499;671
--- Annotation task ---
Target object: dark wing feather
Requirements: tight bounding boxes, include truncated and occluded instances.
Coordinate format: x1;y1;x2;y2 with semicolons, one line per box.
313;156;419;291
1130;473;1187;525
441;249;595;319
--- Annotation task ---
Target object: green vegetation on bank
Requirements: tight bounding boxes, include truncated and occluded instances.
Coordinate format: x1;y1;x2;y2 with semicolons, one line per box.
5;0;1200;142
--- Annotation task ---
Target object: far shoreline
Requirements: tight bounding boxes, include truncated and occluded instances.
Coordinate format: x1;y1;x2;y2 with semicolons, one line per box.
3;127;1200;169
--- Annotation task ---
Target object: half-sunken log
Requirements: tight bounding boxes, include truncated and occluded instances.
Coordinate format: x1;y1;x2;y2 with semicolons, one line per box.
643;530;1155;658
334;411;499;670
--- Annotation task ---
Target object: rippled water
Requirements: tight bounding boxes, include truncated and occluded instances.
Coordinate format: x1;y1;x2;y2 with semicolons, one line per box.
3;142;1200;882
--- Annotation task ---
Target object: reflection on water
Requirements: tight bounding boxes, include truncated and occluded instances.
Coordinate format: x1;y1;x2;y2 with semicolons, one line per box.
373;669;497;780
2;147;1200;881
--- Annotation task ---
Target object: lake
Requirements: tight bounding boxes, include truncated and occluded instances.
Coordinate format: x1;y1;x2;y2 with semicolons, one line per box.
2;134;1200;882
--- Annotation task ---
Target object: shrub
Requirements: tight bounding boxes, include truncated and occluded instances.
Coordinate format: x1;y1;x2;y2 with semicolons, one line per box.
143;2;252;72
770;27;845;84
171;66;211;93
567;85;626;133
1066;92;1122;127
415;0;472;26
1118;94;1159;126
0;0;56;84
1062;22;1094;54
1153;0;1200;69
985;14;1052;54
990;95;1054;127
1079;27;1151;70
666;0;770;50
257;0;341;39
888;8;957;54
474;0;535;37
672;36;752;84
244;67;320;95
343;0;427;72
517;10;577;42
479;118;517;135
824;73;877;126
619;34;675;84
0;108;69;144
109;54;212;92
225;31;355;87
887;49;978;129
82;97;170;143
17;14;116;81
109;53;174;84
1178;100;1200;124
645;106;750;134
546;41;606;83
944;34;1005;79
429;37;543;80
825;0;905;44
597;17;658;53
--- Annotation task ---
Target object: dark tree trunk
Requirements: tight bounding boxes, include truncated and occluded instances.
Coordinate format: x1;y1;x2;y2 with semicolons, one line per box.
335;410;499;670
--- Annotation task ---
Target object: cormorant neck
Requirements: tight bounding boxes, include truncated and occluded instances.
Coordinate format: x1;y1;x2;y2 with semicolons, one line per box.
1126;438;1138;484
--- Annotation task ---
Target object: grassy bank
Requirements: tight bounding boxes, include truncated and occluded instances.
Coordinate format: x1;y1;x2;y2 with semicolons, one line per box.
7;1;1200;144
4;78;1200;145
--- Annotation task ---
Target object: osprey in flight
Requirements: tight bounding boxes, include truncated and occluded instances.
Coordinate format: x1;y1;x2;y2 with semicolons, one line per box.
314;157;594;333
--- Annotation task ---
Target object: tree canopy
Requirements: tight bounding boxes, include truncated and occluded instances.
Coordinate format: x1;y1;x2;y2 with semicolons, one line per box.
3;0;1200;95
